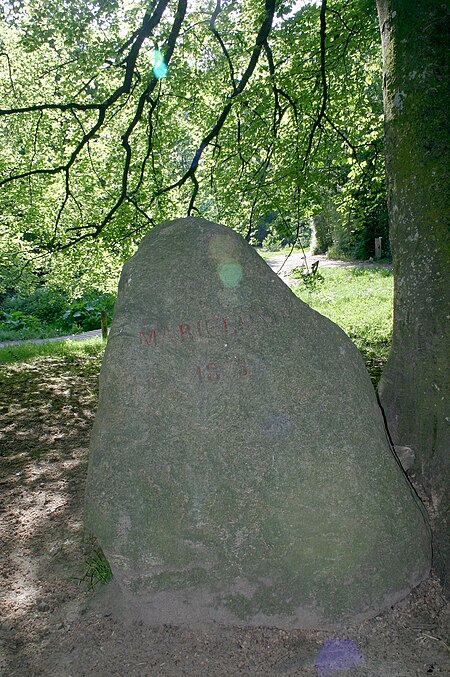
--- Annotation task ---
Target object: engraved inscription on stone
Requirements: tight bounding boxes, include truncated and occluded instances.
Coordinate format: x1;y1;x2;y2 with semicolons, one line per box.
85;217;430;630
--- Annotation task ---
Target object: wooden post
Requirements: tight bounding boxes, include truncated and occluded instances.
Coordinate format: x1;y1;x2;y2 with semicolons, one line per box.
374;237;382;259
101;309;108;341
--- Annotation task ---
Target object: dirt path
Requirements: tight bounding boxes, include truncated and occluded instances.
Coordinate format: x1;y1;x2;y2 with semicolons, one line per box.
0;352;448;676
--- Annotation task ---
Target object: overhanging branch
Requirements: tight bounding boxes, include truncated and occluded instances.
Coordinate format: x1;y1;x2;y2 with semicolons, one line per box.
302;0;328;171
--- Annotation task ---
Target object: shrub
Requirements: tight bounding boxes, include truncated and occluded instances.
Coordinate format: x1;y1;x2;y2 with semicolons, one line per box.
61;292;115;332
2;287;68;324
0;288;116;339
0;310;42;335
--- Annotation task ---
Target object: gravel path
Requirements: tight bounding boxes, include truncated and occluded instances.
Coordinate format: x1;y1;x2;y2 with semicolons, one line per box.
265;252;390;282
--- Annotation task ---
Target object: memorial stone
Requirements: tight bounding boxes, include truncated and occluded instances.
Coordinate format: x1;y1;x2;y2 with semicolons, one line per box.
85;217;430;628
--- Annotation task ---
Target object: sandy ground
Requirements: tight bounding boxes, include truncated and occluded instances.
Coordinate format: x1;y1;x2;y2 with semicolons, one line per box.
1;298;449;677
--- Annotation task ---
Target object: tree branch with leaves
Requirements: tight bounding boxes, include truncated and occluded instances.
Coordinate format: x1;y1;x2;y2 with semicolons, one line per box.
0;0;384;290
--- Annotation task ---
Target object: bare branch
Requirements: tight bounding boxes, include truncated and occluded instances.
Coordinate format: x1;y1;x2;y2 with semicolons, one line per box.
187;0;276;174
2;0;278;257
302;0;328;171
139;0;276;220
323;113;359;159
187;174;199;215
130;94;160;196
0;0;176;249
0;51;18;100
245;194;260;242
0;101;102;116
263;40;284;137
209;0;236;93
0;0;170;188
90;0;188;240
0;0;170;120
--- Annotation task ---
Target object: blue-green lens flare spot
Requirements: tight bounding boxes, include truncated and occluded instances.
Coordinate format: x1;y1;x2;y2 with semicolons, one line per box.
152;49;168;79
218;262;243;287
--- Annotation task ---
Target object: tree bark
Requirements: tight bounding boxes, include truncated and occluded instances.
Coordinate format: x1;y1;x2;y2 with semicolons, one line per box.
376;0;450;592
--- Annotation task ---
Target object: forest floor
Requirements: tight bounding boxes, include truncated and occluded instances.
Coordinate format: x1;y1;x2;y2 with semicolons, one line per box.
1;348;449;676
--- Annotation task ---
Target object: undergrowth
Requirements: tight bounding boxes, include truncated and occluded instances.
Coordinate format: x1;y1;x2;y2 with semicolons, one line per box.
0;288;115;341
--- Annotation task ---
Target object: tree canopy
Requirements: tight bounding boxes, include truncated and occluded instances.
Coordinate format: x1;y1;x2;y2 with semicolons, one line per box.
1;0;384;294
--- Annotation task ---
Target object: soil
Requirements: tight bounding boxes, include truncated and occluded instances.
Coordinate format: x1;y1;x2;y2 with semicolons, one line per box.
0;352;448;677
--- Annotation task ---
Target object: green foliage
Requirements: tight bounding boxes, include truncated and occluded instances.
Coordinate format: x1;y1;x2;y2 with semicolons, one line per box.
61;292;115;332
0;309;42;337
0;288;115;339
1;287;68;324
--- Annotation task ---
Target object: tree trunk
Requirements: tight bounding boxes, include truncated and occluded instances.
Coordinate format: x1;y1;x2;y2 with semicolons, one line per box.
376;0;450;592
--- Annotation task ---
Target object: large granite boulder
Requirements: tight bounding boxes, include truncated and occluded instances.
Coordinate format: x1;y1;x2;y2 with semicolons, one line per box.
85;217;430;628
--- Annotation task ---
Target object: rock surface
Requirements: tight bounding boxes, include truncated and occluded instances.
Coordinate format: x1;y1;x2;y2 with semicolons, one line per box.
85;217;430;628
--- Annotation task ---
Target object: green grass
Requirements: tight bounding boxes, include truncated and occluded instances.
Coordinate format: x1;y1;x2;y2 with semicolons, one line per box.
0;325;70;343
0;337;105;365
81;547;113;591
293;266;393;384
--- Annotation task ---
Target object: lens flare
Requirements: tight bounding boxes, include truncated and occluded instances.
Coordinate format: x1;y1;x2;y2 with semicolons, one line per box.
152;49;168;79
316;638;364;676
218;261;243;287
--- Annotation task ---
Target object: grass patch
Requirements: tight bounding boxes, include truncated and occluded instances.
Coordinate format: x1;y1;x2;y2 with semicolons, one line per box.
0;325;70;343
0;337;105;365
81;546;113;591
293;266;393;385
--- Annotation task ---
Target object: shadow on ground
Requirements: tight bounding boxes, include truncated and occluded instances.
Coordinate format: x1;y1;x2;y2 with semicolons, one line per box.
0;354;448;676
